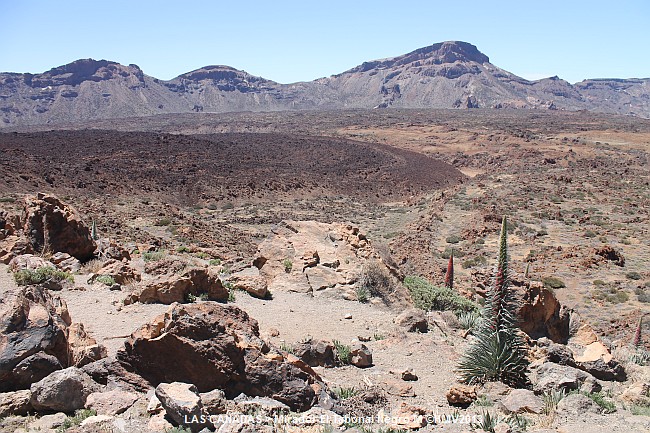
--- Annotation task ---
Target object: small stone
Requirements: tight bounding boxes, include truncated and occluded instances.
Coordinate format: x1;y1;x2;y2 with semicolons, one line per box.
494;422;512;433
350;343;373;368
269;328;280;337
501;389;543;414
344;313;353;319
401;368;418;381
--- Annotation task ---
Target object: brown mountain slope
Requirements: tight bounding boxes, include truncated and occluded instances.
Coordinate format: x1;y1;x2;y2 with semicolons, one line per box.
1;41;649;127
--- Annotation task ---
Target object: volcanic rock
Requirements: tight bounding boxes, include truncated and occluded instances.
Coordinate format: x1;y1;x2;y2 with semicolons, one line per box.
394;308;429;333
21;193;96;261
155;382;208;432
291;339;336;367
85;388;138;415
0;389;32;416
515;282;571;343
117;303;322;411
30;367;100;412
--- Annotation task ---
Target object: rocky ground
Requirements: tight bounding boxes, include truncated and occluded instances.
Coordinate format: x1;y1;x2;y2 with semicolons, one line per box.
0;109;649;432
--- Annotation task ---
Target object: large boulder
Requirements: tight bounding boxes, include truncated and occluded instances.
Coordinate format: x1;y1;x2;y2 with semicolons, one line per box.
573;341;626;381
9;254;55;272
0;286;106;392
85;388;139;415
515;282;571;343
125;267;226;304
91;259;141;285
22;193;96;261
532;362;601;394
0;286;70;391
291;339;336;367
30;367;100;412
394;308;429;333
0;235;34;264
117;303;323;411
500;389;543;414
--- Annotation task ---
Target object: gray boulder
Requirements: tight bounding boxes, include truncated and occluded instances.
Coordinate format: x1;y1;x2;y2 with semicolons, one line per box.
30;367;100;412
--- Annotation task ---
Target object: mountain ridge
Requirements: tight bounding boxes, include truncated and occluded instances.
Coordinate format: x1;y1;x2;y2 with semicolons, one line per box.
2;41;649;127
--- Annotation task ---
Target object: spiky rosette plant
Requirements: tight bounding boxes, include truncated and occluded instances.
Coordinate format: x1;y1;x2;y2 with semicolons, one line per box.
445;250;454;289
456;216;529;387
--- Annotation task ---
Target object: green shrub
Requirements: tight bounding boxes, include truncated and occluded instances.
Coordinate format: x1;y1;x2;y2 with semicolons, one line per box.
593;287;629;304
14;267;73;286
355;285;370;303
441;247;465;259
626;271;642;280
333;340;352;365
333;387;358;399
209;258;222;266
456;310;480;330
154;217;172;226
404;276;478;314
542;276;566;289
577;391;616;414
143;251;165;262
462;255;487;269
584;230;597;238
195;252;210;259
176;246;191;253
94;275;116;286
446;234;462;244
56;409;97;432
282;258;293;273
635;287;650;303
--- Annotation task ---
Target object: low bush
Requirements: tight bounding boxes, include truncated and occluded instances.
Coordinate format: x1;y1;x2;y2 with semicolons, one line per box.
542;276;566;289
404;276;478;314
94;275;116;286
14;267;73;286
333;340;352;365
143;251;165;262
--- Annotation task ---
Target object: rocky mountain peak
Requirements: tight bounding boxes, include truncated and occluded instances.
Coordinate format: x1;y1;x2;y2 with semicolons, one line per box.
342;41;490;75
23;59;145;88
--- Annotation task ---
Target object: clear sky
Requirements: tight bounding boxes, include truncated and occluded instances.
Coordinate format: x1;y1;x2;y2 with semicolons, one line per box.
1;0;648;84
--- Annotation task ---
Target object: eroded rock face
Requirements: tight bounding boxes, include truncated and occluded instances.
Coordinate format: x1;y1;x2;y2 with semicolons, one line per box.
515;282;571;344
22;193;96;261
125;268;226;304
0;286;106;392
92;259;141;285
0;286;70;392
117;303;322;411
254;220;405;303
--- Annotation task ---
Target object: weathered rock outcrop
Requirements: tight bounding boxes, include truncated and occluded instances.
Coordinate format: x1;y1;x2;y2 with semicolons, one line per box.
124;267;226;304
253;220;405;303
514;281;571;344
117;303;324;411
0;286;106;392
21;194;96;261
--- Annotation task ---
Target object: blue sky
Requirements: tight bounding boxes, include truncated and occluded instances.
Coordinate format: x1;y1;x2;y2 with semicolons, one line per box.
1;0;648;84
